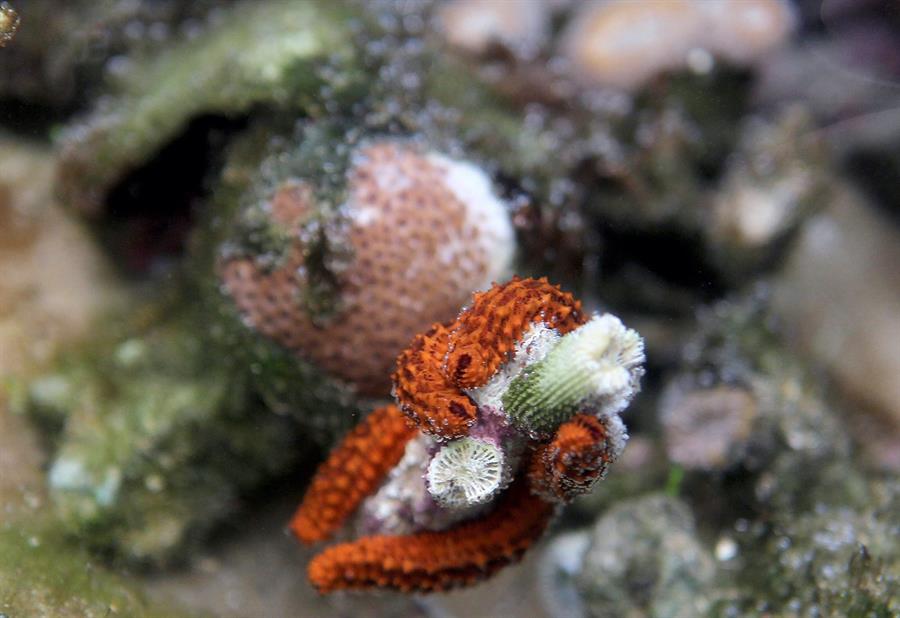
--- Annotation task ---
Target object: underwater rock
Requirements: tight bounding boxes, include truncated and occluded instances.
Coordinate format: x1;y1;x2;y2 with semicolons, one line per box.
0;524;196;618
715;480;900;616
660;384;758;472
539;530;592;618
772;188;900;470
705;107;829;279
0;137;123;375
0;0;225;108
561;0;794;91
1;401;194;617
660;293;865;518
23;314;310;567
57;0;357;216
436;0;549;59
572;494;715;618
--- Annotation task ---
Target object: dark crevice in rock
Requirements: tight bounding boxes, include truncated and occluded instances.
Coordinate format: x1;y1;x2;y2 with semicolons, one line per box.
99;114;248;278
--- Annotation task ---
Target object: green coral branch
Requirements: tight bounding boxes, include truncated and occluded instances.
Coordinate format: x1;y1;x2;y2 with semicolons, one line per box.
503;315;644;435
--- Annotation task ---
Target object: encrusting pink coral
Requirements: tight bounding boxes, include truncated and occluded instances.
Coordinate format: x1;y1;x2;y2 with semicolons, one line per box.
291;277;644;593
222;141;514;395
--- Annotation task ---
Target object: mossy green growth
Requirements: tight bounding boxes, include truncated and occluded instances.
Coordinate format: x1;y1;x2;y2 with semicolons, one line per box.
0;523;198;618
57;0;361;214
19;304;309;566
713;480;900;618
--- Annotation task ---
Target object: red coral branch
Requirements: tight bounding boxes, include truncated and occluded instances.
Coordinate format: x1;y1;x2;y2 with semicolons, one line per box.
392;277;585;440
392;322;478;439
290;404;417;543
528;414;616;504
446;277;586;388
307;478;555;593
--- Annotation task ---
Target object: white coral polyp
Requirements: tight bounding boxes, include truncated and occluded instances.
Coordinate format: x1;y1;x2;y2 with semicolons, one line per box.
427;436;504;507
575;314;646;415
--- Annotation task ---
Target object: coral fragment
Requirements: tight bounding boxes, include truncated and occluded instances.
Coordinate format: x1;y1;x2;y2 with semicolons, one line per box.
293;277;644;592
392;277;585;439
307;478;554;593
290;404;416;543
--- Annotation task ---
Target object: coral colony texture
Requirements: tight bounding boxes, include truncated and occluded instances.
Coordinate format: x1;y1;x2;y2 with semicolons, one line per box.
290;277;645;593
221;140;515;395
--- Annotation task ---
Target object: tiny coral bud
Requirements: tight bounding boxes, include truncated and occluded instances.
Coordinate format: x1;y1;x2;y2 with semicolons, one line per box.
427;436;505;507
529;413;628;504
503;314;645;435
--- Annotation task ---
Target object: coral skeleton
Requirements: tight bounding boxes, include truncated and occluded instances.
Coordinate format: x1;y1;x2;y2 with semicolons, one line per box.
291;277;645;593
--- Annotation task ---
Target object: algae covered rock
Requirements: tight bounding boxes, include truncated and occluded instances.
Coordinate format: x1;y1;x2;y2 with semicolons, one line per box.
57;0;359;216
772;187;900;471
658;292;866;519
715;480;900;617
0;524;198;618
572;494;715;618
0;0;228;109
18;307;317;566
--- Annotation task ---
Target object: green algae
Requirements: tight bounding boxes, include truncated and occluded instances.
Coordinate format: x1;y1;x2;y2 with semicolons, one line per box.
715;480;900;617
0;524;199;617
19;307;301;566
58;0;360;214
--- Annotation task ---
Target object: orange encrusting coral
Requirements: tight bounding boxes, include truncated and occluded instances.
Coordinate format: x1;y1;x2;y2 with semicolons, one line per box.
290;404;417;543
307;478;555;593
528;414;614;504
447;277;586;388
392;277;586;440
392;322;478;438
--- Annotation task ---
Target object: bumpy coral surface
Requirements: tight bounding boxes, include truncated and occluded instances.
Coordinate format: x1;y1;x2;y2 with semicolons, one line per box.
393;276;586;439
528;413;623;504
308;478;554;593
289;404;416;543
292;277;644;593
222;141;514;395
